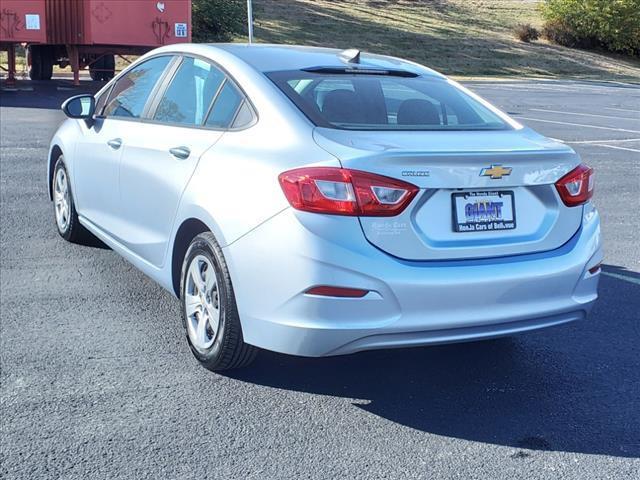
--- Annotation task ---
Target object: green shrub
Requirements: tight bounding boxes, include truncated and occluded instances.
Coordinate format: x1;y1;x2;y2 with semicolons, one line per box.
192;0;247;43
514;23;540;42
541;0;640;55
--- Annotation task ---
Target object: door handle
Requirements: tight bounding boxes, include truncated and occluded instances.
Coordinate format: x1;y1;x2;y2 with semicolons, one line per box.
169;146;191;160
107;138;122;150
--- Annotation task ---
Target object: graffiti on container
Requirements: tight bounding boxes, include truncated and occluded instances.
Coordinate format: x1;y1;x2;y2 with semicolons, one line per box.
152;17;171;45
0;9;22;39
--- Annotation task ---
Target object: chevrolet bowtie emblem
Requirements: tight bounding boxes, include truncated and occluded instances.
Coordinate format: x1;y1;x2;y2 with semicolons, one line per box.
480;165;512;179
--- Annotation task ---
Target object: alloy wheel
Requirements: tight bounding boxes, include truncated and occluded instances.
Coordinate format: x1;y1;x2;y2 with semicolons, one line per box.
184;254;221;351
53;167;71;232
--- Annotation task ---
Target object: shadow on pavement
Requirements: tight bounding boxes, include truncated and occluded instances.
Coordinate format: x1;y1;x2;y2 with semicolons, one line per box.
228;265;639;458
0;79;103;110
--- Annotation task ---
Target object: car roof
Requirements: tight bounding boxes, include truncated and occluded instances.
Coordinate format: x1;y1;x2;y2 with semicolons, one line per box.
206;43;444;78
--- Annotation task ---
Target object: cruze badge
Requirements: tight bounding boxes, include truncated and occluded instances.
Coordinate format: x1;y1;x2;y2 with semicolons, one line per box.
401;170;430;177
480;164;512;179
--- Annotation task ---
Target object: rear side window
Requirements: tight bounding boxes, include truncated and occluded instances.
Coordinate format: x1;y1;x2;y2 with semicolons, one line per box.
268;70;509;131
154;57;225;126
103;56;172;119
205;81;243;128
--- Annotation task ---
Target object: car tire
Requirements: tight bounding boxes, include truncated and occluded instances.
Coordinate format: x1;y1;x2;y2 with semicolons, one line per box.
180;232;257;371
52;156;93;244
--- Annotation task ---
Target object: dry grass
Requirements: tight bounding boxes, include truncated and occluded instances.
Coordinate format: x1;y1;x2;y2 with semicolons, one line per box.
249;0;640;80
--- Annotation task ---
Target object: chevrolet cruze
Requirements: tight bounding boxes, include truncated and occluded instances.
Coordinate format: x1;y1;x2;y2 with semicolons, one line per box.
49;44;602;371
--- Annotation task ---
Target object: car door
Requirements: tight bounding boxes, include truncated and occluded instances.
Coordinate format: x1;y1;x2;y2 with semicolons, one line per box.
116;56;245;268
73;55;175;237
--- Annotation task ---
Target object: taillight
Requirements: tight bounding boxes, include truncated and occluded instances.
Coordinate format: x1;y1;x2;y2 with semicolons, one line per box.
555;164;594;207
278;167;419;216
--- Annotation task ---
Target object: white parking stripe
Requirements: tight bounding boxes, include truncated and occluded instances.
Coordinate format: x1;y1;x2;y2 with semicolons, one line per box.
530;108;638;121
593;144;640;153
566;138;640;144
605;107;640;114
473;83;637;94
602;271;640;286
516;116;640;134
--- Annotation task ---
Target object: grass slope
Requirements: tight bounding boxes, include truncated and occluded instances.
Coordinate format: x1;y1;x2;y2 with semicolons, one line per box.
2;1;638;81
252;0;640;80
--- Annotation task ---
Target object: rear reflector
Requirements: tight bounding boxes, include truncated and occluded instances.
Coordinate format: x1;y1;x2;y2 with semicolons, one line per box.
305;286;369;298
279;167;419;216
588;263;601;275
555;164;594;207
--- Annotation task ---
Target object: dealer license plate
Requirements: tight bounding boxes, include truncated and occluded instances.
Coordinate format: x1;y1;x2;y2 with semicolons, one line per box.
452;191;516;232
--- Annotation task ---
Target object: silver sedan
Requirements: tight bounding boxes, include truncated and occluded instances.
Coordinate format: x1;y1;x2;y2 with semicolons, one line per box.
48;44;602;371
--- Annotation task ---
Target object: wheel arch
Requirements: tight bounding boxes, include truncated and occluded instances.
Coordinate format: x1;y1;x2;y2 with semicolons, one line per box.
171;218;211;298
48;145;64;200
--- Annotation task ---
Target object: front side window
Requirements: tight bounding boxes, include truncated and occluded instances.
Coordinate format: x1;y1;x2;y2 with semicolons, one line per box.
267;70;509;131
103;56;172;119
94;86;111;116
154;57;225;126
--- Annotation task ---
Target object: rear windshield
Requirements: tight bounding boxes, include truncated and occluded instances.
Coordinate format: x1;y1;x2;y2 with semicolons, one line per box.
267;70;509;131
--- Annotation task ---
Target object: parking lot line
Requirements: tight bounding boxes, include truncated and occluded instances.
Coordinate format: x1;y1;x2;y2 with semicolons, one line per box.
529;108;638;121
593;144;640;153
516;116;640;134
473;83;635;95
565;138;640;144
602;271;640;286
605;107;640;114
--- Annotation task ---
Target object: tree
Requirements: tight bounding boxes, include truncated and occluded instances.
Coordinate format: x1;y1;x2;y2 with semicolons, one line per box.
192;0;247;43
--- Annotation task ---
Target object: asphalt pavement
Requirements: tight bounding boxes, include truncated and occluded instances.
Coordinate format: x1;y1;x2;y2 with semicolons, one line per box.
1;78;639;479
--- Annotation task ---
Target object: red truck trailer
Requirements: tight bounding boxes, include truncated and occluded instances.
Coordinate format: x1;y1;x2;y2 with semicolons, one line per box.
1;0;191;85
0;0;47;83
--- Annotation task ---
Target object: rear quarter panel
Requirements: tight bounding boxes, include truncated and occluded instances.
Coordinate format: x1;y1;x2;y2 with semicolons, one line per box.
175;120;339;249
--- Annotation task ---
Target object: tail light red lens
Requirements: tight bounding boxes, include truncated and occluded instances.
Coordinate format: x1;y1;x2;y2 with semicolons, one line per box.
278;167;419;216
555;164;594;207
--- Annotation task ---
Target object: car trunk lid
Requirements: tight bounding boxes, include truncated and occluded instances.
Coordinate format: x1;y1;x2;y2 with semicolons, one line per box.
313;127;583;261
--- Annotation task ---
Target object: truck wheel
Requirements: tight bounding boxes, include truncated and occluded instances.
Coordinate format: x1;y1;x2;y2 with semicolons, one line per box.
102;55;115;81
89;55;115;81
28;45;53;81
40;46;53;81
28;45;42;80
89;56;102;81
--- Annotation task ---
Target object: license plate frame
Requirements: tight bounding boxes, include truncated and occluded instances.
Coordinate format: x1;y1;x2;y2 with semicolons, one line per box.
451;190;516;233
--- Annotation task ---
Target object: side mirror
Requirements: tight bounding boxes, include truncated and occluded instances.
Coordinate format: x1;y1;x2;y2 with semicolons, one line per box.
62;94;96;120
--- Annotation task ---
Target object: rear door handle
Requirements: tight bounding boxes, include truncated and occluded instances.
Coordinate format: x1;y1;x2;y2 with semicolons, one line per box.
107;138;122;150
169;146;191;160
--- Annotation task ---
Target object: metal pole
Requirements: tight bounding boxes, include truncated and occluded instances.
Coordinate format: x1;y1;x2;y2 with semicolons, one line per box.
247;0;254;44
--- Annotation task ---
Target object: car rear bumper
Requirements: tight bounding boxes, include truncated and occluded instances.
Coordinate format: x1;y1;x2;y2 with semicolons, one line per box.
224;203;601;357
